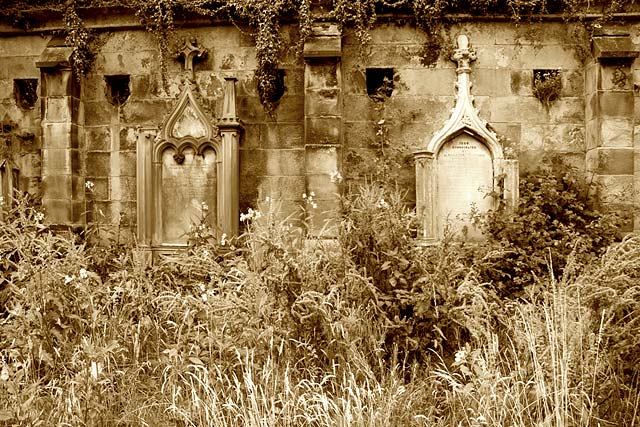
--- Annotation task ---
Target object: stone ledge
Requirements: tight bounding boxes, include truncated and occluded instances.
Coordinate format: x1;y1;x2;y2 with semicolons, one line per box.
592;34;640;61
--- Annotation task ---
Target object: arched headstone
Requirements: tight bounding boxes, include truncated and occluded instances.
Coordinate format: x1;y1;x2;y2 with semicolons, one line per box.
436;134;493;239
161;146;218;244
414;35;519;242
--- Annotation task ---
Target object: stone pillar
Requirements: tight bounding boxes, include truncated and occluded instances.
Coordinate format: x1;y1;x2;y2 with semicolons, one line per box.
218;77;242;237
586;31;639;231
414;152;435;240
303;23;342;235
136;128;156;249
36;38;85;228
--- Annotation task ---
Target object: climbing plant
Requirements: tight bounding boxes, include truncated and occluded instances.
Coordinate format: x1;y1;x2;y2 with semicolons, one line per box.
0;0;636;110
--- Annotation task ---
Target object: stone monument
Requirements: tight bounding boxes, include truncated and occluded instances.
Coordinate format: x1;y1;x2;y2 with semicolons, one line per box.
136;39;242;256
414;35;519;241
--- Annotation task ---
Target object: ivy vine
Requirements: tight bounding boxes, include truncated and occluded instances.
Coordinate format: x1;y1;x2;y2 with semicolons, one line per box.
0;0;636;111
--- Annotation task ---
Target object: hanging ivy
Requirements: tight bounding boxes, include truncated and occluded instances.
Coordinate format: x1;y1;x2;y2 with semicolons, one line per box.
63;2;94;78
0;0;636;110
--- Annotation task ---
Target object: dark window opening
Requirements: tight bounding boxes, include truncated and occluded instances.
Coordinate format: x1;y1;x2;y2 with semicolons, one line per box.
104;75;131;106
533;69;561;84
266;69;286;104
14;79;38;110
366;68;394;100
532;69;562;107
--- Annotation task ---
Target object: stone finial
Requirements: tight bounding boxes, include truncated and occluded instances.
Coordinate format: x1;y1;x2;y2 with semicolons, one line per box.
177;38;207;73
220;77;241;128
420;34;500;157
451;35;476;74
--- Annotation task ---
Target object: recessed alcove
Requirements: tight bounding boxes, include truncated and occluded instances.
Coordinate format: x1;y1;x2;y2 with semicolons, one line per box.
136;77;242;256
366;68;394;99
104;75;130;106
14;79;38;110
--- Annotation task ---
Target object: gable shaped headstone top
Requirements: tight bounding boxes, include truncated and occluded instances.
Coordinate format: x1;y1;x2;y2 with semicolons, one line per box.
414;35;519;241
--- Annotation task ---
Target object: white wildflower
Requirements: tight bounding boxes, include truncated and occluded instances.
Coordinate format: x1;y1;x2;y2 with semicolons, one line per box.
34;212;45;222
79;268;88;279
0;365;9;381
85;180;95;191
90;361;102;380
312;203;318;209
376;198;389;209
64;275;75;284
202;249;210;258
454;349;466;364
330;170;343;183
220;233;227;246
240;208;262;222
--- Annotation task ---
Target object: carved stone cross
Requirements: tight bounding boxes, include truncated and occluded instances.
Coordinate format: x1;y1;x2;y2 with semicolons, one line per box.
177;38;207;73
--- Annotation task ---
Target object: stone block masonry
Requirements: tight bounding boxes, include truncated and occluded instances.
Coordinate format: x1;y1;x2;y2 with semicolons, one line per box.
3;15;640;234
586;31;639;232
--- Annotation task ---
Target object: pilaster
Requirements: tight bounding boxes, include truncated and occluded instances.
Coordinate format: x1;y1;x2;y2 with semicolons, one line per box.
586;31;639;231
303;23;342;235
218;77;242;237
36;37;85;227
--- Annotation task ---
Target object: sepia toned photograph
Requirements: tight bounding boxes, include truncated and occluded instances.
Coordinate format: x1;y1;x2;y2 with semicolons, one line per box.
0;1;639;425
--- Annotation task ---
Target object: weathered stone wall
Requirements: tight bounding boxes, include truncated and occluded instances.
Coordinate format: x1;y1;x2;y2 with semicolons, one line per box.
83;24;306;226
0;35;47;197
2;17;640;231
343;21;587;203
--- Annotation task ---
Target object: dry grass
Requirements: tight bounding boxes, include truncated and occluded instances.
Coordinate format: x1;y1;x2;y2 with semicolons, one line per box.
1;194;639;426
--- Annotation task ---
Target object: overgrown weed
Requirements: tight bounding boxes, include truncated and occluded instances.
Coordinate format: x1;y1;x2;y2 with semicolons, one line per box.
0;181;638;425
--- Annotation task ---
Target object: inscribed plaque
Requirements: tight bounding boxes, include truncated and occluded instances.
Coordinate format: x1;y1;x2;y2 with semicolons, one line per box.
436;135;493;239
161;146;217;244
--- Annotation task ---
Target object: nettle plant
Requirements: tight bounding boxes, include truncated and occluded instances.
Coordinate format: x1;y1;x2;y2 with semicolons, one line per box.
0;0;634;111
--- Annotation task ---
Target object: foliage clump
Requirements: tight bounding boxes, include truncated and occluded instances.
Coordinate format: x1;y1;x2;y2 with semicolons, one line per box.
0;178;639;424
478;159;621;299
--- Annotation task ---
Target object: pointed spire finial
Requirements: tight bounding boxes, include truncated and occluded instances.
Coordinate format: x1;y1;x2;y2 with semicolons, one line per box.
451;35;476;74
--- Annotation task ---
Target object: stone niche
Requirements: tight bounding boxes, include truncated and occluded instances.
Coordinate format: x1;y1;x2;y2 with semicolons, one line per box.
136;76;241;255
415;35;518;241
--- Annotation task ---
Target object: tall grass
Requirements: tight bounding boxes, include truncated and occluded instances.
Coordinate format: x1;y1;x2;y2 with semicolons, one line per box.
0;191;639;426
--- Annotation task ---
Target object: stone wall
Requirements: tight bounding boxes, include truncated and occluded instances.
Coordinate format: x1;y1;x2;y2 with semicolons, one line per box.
0;35;47;198
342;21;587;201
1;16;640;232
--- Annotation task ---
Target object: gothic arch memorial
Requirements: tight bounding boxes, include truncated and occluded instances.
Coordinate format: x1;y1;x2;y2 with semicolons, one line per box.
136;41;242;256
414;35;519;242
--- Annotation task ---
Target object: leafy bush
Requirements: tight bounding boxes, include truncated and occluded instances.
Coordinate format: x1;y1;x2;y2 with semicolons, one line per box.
479;160;620;298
